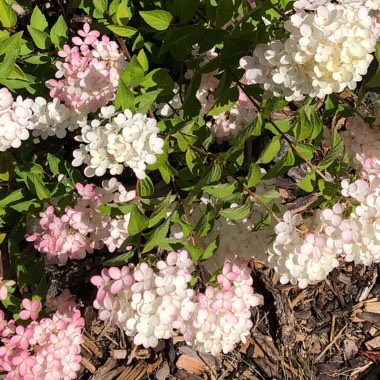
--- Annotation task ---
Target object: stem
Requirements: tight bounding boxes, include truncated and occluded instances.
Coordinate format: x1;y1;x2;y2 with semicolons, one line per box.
228;68;331;183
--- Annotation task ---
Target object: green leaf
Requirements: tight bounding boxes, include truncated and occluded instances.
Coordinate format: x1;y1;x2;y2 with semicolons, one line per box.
120;55;144;87
115;80;134;110
219;203;251;221
116;3;132;25
107;25;137;37
216;0;234;28
264;150;295;179
27;26;51;49
318;179;339;200
137;49;149;73
140;10;173;31
245;163;262;187
202;237;219;260
15;164;51;200
104;250;135;266
0;189;24;208
50;15;68;48
208;87;239;116
30;6;48;31
203;183;237;199
143;218;171;253
318;141;344;170
298;171;316;192
94;0;108;14
257;137;281;164
168;0;200;23
128;204;149;235
139;176;154;197
194;205;214;237
0;0;16;28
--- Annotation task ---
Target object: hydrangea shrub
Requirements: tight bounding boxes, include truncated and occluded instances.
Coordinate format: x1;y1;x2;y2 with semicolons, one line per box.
0;0;379;378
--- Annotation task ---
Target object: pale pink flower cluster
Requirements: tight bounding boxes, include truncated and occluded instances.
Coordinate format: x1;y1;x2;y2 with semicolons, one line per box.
342;105;380;178
0;290;84;380
27;178;136;264
0;87;35;152
91;251;262;355
240;3;377;100
267;210;341;288
184;257;262;356
46;23;127;114
72;106;164;179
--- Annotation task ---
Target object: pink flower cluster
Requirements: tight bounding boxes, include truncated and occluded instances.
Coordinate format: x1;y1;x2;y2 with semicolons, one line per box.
0;88;35;152
0;290;84;380
91;251;262;356
27;178;136;264
46;23;127;114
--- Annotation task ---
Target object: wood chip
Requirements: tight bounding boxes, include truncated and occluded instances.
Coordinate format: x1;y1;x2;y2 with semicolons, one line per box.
156;362;170;380
81;357;96;373
177;354;206;375
116;362;146;380
365;335;380;350
83;334;103;358
364;301;380;314
111;349;127;360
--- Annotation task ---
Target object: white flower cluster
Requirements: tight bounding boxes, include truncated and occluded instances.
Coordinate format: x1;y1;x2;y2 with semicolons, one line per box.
91;251;262;355
72;106;164;179
91;250;196;348
266;104;380;288
31;97;87;140
0;87;35;151
240;3;377;101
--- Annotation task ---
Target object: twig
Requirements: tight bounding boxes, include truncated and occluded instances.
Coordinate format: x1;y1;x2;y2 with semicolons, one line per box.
315;325;347;362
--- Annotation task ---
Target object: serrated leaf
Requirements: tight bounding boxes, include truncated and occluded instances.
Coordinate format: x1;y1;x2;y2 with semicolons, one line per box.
0;0;16;28
128;204;149;235
201;237;219;260
120;55;144;87
143;218;171;253
27;26;51;49
318;141;344;170
140;10;173;30
107;24;137;37
298;171;316;192
203;183;237;199
245;162;262;187
50;15;68;48
257;137;281;164
139;176;154;197
94;0;107;14
30;6;48;31
219;203;251;221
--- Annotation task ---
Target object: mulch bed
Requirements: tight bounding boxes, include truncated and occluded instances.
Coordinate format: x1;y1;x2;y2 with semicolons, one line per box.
46;252;380;380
